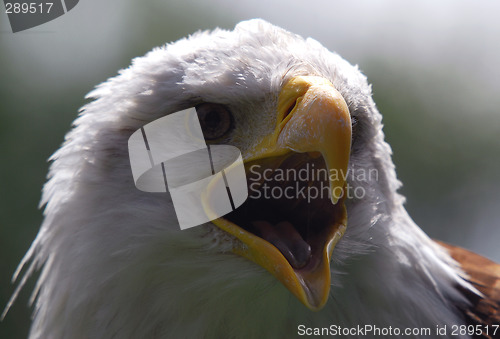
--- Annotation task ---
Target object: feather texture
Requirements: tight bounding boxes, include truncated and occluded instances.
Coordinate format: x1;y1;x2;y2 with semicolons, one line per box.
438;241;500;337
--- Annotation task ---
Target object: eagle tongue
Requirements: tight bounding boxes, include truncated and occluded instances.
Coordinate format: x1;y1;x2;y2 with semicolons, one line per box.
252;220;311;269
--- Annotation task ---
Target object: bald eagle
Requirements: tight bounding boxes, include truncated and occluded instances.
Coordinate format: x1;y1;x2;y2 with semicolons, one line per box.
4;19;500;339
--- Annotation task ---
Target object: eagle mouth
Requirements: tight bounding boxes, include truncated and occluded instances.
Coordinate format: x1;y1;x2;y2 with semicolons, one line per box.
208;150;347;311
224;152;346;271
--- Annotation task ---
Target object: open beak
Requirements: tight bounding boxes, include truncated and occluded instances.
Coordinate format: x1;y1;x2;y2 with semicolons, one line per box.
205;76;351;310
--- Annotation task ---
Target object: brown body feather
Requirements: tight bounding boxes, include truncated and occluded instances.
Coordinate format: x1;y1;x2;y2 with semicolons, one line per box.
438;241;500;338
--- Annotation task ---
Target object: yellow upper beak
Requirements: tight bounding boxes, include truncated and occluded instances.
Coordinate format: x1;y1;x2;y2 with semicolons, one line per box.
207;76;351;310
276;76;351;204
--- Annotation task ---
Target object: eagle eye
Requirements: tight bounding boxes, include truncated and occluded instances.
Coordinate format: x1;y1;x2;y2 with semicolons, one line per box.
196;103;233;140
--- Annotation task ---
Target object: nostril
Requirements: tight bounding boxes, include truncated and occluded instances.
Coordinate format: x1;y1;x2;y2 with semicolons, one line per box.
283;100;297;121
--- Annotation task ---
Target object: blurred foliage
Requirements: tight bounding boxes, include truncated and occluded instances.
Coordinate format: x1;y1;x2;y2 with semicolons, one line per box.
363;59;500;245
1;1;499;338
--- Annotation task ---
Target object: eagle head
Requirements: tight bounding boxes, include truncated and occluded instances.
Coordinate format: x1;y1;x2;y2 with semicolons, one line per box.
6;19;492;339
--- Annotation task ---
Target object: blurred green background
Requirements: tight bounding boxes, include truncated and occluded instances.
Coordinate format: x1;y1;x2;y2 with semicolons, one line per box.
1;0;499;337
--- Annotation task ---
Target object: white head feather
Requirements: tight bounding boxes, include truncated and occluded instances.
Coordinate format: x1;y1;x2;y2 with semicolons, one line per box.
6;19;474;338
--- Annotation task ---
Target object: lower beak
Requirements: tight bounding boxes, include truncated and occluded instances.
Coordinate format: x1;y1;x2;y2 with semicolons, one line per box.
205;76;351;310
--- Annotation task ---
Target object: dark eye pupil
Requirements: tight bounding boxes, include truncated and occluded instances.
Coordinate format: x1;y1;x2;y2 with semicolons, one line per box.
204;110;221;128
195;103;233;140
